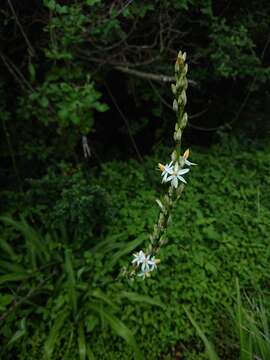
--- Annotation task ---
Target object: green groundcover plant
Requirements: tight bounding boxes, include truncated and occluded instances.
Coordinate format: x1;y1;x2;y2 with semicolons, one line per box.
1;136;270;359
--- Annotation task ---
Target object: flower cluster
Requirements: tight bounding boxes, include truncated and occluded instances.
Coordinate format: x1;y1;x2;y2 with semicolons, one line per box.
159;149;196;188
132;250;160;279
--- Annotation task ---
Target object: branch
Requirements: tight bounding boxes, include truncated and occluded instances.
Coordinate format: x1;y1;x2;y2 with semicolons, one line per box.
115;66;198;87
7;0;35;57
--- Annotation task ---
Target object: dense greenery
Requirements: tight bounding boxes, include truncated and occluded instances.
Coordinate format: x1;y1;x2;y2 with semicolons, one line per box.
1;138;270;359
1;1;270;359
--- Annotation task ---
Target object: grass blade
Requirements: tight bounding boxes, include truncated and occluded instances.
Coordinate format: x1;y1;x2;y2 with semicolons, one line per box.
64;249;77;317
44;310;68;359
78;322;86;360
119;291;164;308
184;306;219;360
90;303;143;360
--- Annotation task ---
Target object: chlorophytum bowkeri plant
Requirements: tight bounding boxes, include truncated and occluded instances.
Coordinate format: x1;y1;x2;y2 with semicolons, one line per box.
123;51;197;280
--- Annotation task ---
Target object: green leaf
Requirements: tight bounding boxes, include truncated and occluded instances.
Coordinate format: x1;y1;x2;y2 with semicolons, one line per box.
86;345;95;360
64;249;77;317
0;238;17;259
91;289;118;310
40;97;49;108
0;272;29;285
0;259;25;273
184;307;219;360
119;291;164;309
44;311;68;359
108;235;145;267
78;322;86;360
28;63;36;82
89;304;143;360
85;0;100;6
0;294;14;311
7;318;27;346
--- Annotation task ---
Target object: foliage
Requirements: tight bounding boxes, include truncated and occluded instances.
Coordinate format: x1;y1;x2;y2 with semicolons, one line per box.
23;167;114;244
19;75;108;133
0;216;163;360
185;279;270;360
85;138;270;359
2;138;269;359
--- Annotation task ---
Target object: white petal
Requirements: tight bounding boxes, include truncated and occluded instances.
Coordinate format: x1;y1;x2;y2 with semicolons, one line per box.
164;175;172;183
177;175;187;184
185;159;197;166
177;168;189;175
141;263;150;272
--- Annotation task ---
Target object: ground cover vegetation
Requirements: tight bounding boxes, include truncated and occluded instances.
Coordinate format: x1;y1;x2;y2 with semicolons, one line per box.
0;1;270;359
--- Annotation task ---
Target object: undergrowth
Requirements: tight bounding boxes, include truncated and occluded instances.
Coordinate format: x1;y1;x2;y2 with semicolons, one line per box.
1;137;270;359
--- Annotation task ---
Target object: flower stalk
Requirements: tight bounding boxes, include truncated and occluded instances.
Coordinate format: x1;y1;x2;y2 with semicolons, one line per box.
123;51;196;280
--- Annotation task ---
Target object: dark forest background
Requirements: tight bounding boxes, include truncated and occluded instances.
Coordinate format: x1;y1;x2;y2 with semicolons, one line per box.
1;0;270;182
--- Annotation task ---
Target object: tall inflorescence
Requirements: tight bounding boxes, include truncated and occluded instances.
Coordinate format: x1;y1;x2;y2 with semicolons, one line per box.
125;51;196;280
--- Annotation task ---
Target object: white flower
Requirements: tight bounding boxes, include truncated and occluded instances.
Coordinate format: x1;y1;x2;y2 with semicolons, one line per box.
166;163;190;188
158;161;174;183
132;250;146;267
141;255;156;272
132;251;160;279
132;251;154;271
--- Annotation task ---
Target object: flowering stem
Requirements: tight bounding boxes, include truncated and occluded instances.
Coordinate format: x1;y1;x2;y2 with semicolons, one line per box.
123;51;194;280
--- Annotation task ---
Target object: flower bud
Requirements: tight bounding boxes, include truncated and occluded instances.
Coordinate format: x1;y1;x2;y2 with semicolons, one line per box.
158;213;165;226
181;112;188;127
171;84;177;94
173;99;178;112
182;52;187;62
179;91;187;106
182;91;187;106
183;63;188;75
174;128;182;141
171;150;177;161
